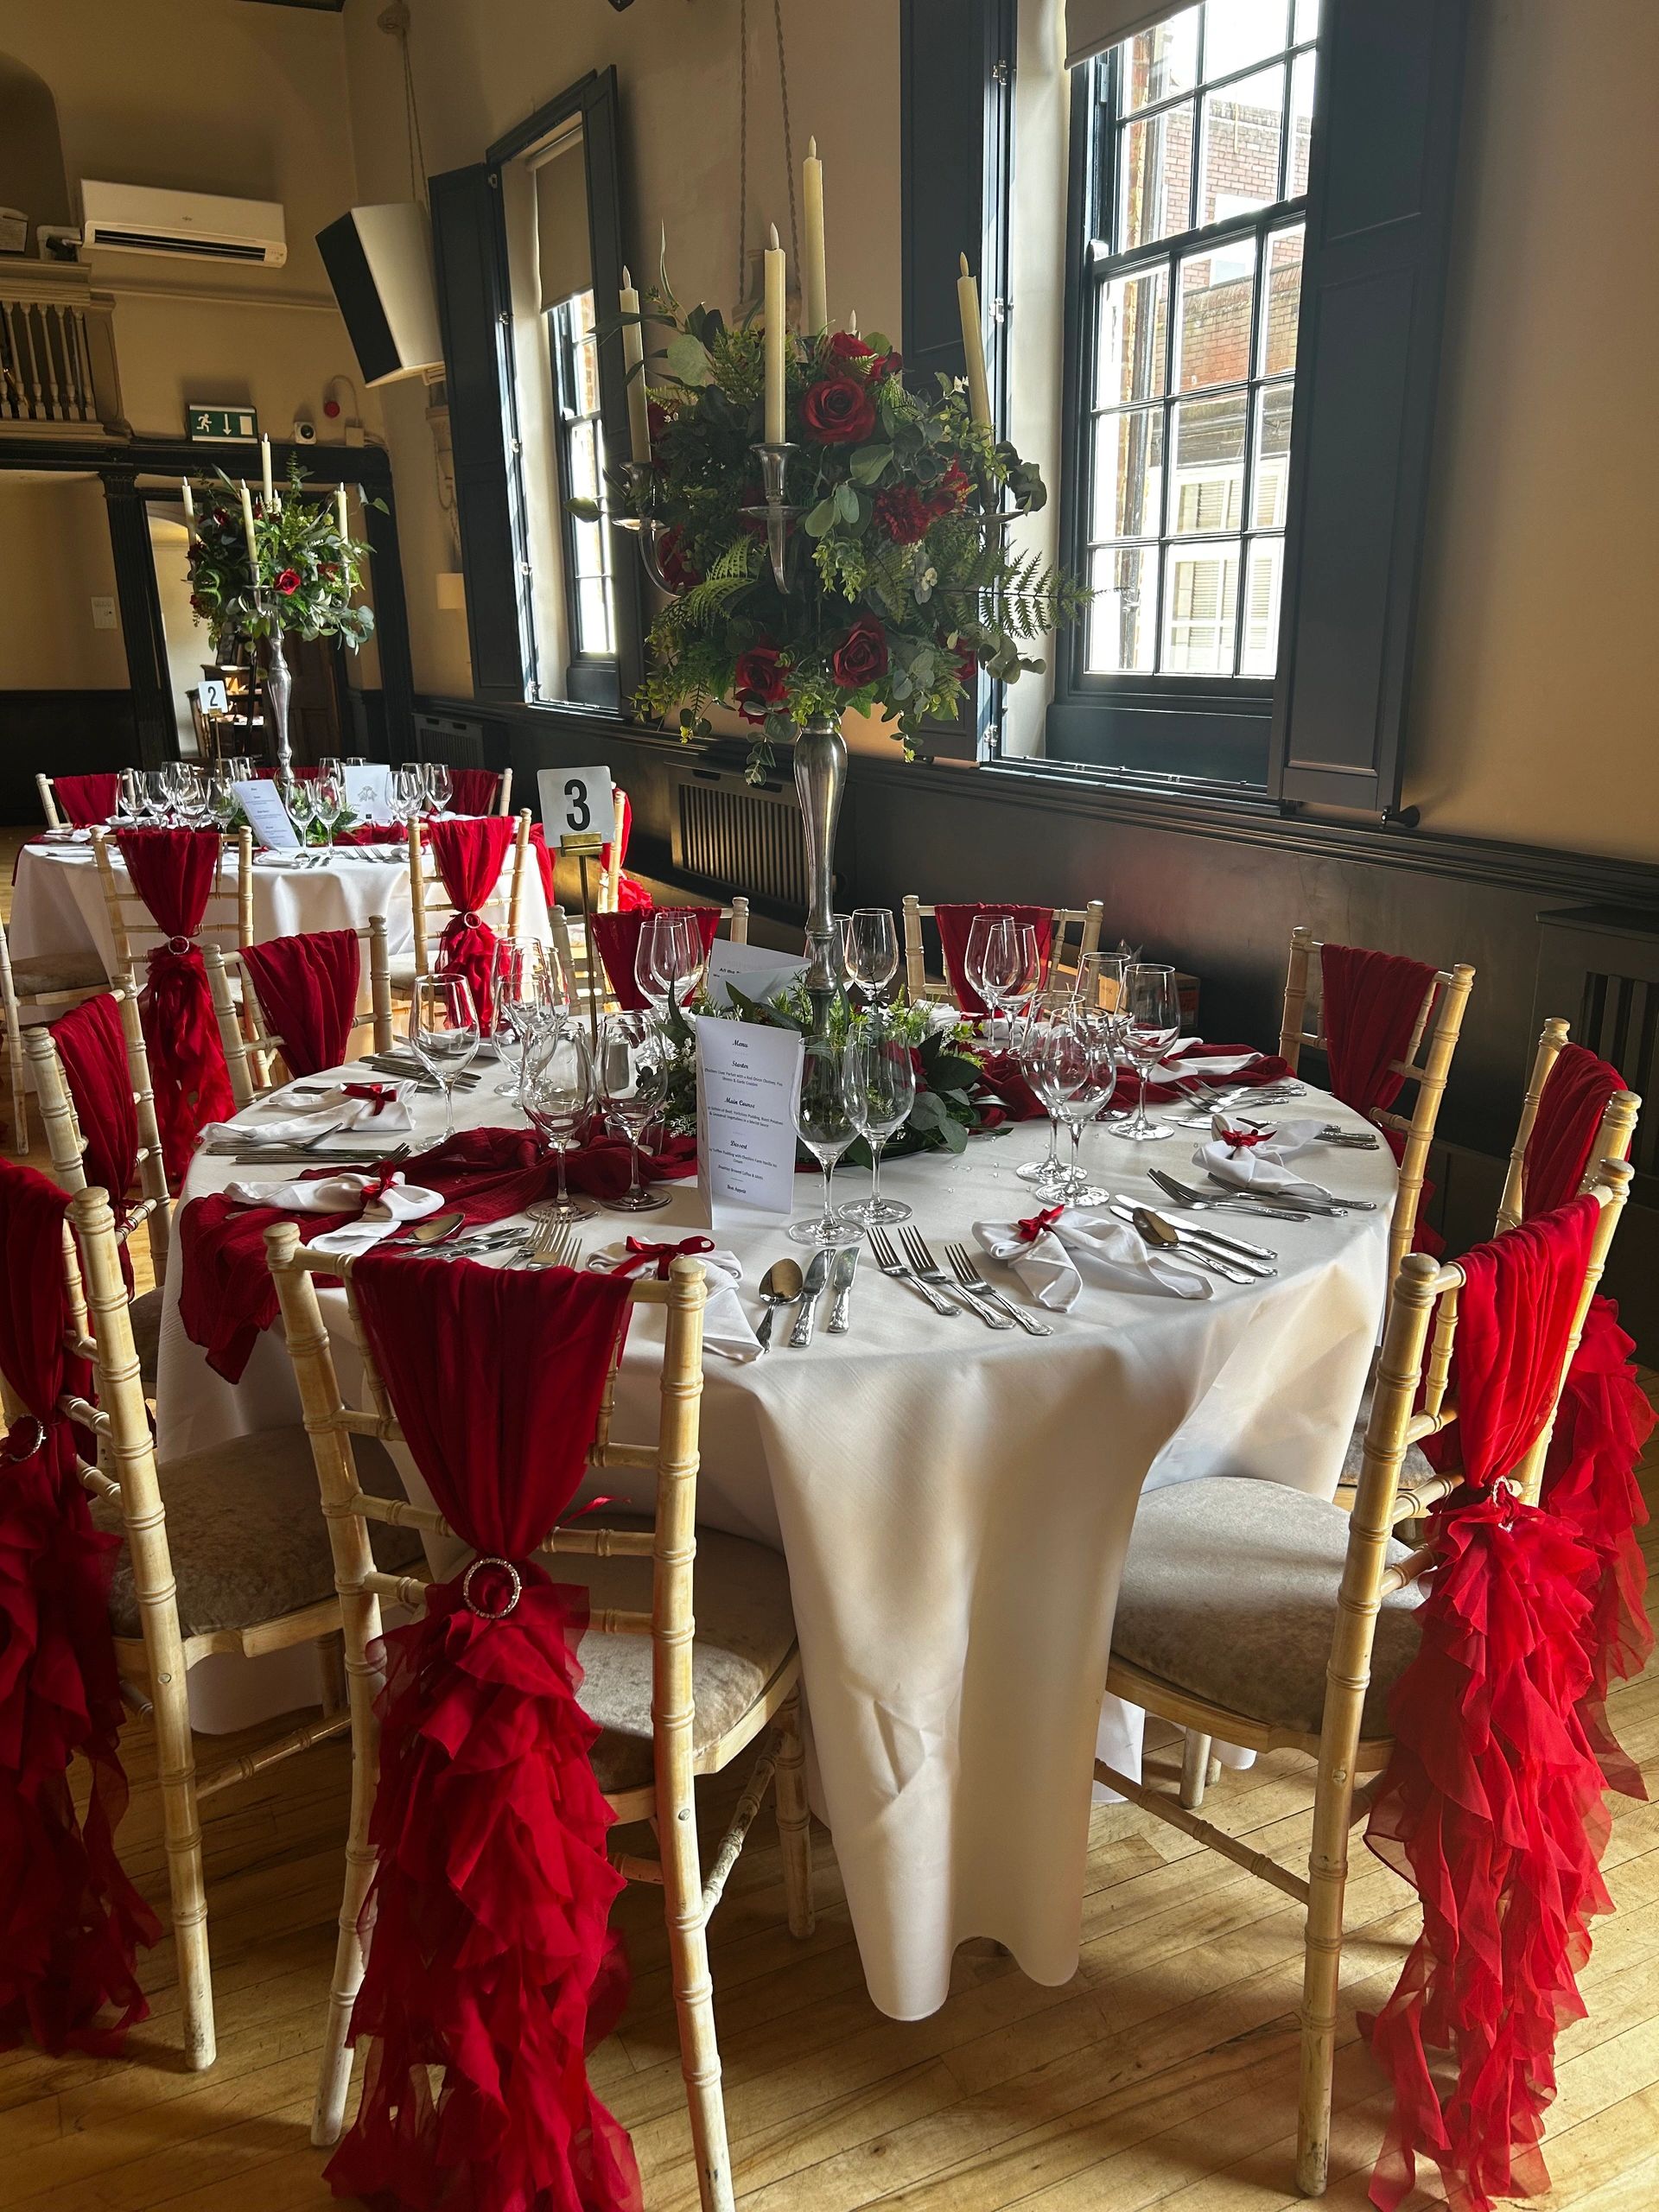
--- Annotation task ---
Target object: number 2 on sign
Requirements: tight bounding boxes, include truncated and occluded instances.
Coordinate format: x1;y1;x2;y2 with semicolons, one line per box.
537;765;616;849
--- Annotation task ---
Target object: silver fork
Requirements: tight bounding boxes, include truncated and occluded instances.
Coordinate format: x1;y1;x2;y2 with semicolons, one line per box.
944;1243;1053;1336
868;1227;960;1318
518;1218;582;1268
899;1226;1012;1329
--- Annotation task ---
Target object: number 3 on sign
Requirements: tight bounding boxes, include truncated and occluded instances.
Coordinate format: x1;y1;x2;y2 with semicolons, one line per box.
537;766;616;849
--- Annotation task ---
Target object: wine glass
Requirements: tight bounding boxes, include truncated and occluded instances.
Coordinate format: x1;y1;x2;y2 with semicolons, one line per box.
408;972;480;1142
635;911;705;1018
391;764;424;823
1018;1009;1081;1194
424;762;454;815
1002;925;1044;1027
490;938;555;1098
1055;1014;1118;1203
203;770;236;830
840;1019;916;1226
113;769;141;824
523;1022;596;1224
141;768;172;823
597;1011;671;1212
1114;962;1181;1143
284;778;316;847
843;908;899;1008
174;766;209;829
788;1034;860;1248
315;768;351;845
964;914;1022;1036
318;755;345;787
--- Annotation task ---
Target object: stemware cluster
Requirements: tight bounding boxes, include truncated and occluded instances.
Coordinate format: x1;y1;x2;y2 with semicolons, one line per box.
1007;955;1184;1202
390;761;454;823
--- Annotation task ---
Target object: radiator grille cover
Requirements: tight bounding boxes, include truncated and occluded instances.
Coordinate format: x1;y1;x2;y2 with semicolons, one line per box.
674;776;809;914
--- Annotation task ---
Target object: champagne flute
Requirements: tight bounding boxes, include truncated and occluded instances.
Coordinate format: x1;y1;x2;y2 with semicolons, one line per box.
408;972;480;1142
490;938;554;1098
597;1011;671;1212
843;907;899;1008
524;1023;596;1224
1115;962;1181;1143
788;1033;860;1248
424;762;454;815
840;1018;916;1226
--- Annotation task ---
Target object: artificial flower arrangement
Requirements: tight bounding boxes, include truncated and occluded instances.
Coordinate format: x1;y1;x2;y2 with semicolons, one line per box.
586;280;1089;779
182;456;379;654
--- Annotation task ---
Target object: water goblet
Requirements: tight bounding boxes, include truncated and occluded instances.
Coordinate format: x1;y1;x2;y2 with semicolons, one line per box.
843;907;899;1008
141;767;172;823
635;910;705;1020
1114;962;1182;1143
409;972;480;1142
424;762;454;815
523;1022;597;1224
787;1033;861;1248
964;913;1025;1039
597;1010;671;1212
490;938;555;1098
840;1018;916;1226
1055;1016;1118;1203
391;763;424;823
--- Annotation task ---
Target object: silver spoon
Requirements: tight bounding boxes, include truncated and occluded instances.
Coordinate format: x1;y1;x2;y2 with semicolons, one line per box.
406;1209;467;1246
755;1257;804;1352
1131;1205;1255;1285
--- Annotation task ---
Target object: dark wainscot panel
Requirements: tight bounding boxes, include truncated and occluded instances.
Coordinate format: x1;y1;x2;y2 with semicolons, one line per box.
1;690;137;826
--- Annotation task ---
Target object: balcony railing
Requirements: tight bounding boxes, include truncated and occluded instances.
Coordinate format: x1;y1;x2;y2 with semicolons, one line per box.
0;260;126;439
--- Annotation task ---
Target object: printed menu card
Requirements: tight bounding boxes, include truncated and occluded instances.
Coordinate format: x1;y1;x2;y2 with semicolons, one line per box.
232;779;302;850
694;1014;804;1231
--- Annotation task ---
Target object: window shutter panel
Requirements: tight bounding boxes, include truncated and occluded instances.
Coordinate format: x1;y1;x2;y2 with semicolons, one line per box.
1267;0;1468;819
429;162;536;702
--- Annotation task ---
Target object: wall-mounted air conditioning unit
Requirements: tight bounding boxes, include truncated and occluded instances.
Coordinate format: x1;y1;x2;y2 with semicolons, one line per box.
79;181;287;267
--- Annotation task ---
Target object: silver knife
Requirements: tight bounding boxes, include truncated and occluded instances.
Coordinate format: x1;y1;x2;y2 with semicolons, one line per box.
1109;1199;1276;1279
788;1249;834;1347
825;1245;859;1335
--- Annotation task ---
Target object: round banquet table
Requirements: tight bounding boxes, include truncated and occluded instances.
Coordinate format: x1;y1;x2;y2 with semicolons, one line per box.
154;1061;1395;2021
7;831;551;978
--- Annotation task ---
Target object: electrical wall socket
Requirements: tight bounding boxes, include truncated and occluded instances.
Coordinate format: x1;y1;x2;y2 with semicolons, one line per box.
91;595;118;631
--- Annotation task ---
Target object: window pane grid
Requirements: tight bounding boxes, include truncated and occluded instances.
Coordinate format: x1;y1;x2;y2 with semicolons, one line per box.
1086;3;1313;678
551;290;617;661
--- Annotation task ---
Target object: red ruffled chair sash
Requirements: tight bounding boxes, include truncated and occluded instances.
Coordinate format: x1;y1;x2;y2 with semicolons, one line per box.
591;906;721;1013
1363;1197;1616;2212
1523;1043;1624;1217
54;773;121;827
323;1253;642;2212
1319;942;1439;1119
49;994;138;1280
113;829;234;1182
447;768;503;817
934;904;1054;1017
240;930;361;1078
426;817;515;1037
0;1161;157;2056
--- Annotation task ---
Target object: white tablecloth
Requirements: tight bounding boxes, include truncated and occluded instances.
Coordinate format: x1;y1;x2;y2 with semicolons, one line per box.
8;836;550;976
155;1068;1394;2019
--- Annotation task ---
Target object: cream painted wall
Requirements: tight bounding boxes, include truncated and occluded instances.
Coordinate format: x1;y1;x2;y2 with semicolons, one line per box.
1403;0;1659;861
0;476;127;688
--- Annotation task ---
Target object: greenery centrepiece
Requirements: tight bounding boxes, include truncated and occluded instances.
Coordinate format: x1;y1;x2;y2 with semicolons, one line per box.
184;459;380;656
588;283;1090;779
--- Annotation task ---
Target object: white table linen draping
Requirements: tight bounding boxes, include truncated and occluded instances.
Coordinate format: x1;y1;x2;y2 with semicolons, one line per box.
8;835;550;978
155;1066;1395;2019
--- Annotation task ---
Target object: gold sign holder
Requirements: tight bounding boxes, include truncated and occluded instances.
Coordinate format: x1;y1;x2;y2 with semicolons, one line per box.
561;830;606;1045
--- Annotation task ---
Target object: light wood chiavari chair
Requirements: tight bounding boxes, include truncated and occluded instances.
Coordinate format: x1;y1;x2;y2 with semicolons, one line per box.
1277;925;1475;1284
26;990;172;1395
1496;1015;1641;1231
1;912;106;1153
90;823;256;978
35;772;62;828
203;918;396;1107
266;1239;812;2209
403;810;533;984
29;1185;427;2071
900;894;1106;1005
560;895;750;1016
1100;1153;1632;2196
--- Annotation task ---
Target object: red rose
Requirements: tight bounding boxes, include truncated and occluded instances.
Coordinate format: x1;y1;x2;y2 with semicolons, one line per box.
874;485;935;545
826;331;876;368
801;375;877;444
646;399;670;445
275;568;302;595
935;460;971;512
658;526;702;591
953;643;979;687
734;643;789;724
189;593;208;616
830;617;888;689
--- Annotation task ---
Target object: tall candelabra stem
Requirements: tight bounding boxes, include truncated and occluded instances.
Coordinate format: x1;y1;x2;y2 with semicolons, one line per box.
264;619;294;783
794;711;848;1039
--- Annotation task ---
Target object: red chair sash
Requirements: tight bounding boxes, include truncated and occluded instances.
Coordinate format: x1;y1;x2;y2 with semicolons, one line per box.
54;773;121;827
0;1161;157;2056
1363;1197;1612;2212
447;767;503;816
591;906;721;1012
113;829;234;1182
324;1254;641;2212
934;904;1054;1018
240;929;360;1078
1318;942;1439;1119
426;816;515;1037
1523;1043;1624;1218
50;995;138;1214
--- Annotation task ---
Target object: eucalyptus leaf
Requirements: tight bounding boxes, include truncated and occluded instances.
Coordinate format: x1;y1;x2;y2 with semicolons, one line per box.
803;494;838;539
849;443;893;486
664;332;715;387
833;480;861;525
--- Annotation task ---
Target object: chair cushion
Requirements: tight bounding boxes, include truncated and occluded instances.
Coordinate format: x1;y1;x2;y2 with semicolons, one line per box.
539;1522;798;1797
95;1427;425;1642
9;950;107;996
1340;1381;1434;1488
1112;1476;1423;1740
385;956;419;991
130;1287;162;1397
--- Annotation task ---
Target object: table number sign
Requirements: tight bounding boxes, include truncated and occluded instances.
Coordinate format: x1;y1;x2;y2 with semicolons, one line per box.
694;1014;804;1231
232;778;302;850
343;763;393;823
537;765;616;849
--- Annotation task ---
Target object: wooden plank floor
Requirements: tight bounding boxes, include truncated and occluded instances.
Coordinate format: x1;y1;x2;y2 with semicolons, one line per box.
3;827;1656;2209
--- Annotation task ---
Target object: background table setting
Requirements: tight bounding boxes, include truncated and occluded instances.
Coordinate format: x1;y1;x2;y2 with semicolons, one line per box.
152;931;1396;2022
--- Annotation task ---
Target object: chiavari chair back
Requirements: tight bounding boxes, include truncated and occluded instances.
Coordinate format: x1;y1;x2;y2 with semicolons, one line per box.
1497;1014;1641;1231
204;918;396;1106
35;771;61;829
27;987;172;1289
405;809;532;979
1100;1154;1633;2196
265;1236;810;2204
900;894;1106;1006
90;823;255;977
561;894;750;1015
1;911;107;1154
1277;925;1475;1282
36;770;124;830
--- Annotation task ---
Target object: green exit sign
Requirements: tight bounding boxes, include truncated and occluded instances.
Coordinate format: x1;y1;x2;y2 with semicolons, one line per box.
187;404;257;442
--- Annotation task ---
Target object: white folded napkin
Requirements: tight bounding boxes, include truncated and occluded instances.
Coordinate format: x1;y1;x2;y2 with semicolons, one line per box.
203;1081;416;1147
1192;1114;1332;1198
973;1205;1211;1311
222;1168;446;1259
1163;1045;1265;1083
588;1243;761;1362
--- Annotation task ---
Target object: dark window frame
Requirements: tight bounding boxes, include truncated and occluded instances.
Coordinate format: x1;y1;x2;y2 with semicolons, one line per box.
547;288;621;704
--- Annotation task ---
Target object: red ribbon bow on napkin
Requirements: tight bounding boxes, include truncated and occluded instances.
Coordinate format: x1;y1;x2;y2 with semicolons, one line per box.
1015;1206;1065;1243
342;1082;398;1116
1217;1122;1276;1155
608;1233;715;1280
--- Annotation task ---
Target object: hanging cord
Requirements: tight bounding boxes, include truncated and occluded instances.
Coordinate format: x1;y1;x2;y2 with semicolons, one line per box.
378;0;428;208
773;0;799;267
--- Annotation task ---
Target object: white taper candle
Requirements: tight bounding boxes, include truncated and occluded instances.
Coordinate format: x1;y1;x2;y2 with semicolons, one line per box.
764;223;787;445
